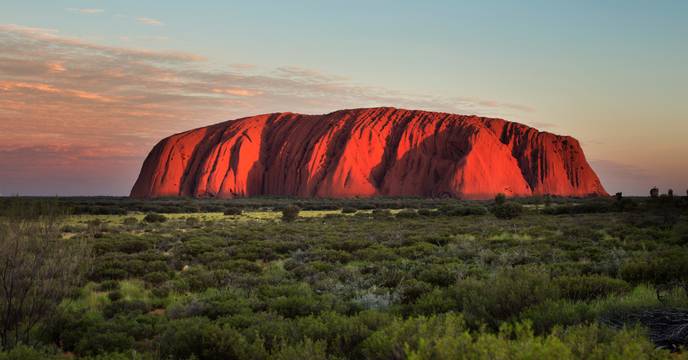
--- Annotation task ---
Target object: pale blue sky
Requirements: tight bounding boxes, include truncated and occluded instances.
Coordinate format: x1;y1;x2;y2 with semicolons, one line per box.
1;1;686;195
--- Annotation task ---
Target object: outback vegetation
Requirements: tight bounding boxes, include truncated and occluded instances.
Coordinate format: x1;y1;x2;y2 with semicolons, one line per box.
0;193;686;359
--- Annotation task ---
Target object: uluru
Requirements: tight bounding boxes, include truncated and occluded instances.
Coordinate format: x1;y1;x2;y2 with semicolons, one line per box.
130;107;607;199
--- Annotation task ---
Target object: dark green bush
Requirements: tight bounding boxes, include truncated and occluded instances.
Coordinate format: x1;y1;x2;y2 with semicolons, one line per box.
0;345;59;360
371;209;392;218
107;291;123;302
440;206;488;216
491;202;523;219
75;331;134;357
451;266;559;328
142;271;170;286
520;299;596;333
360;313;468;360
143;213;167;223
395;209;418;218
159;318;266;360
270;338;327;360
417;208;438;216
224;207;243;216
122;217;138;226
282;205;300;222
495;193;506;205
620;251;688;285
185;217;201;227
554;275;631;301
97;280;120;292
103;300;150;319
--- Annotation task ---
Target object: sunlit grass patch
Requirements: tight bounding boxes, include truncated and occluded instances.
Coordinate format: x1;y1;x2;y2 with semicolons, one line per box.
119;279;150;302
488;231;534;242
78;282;110;310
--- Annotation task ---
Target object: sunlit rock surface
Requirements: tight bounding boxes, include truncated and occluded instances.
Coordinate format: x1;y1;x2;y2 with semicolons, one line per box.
131;107;607;199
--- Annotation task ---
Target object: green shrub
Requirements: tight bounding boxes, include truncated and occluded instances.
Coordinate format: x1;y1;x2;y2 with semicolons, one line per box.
122;217;138;226
520;299;596;333
554;275;631;301
491;202;523;219
151;286;170;299
440;206;488;216
451;266;559;328
398;279;433;304
417;264;459;287
185;217;201;227
620;251;688;285
269;338;327;360
360;313;468;360
159;318;266;360
371;209;392;218
143;213;167;223
142;271;169;286
75;332;134;357
168;289;253;320
417;208;438;216
107;291;122;302
97;280;120;292
341;207;357;214
395;209;418;218
411;289;457;315
0;345;59;360
224;207;243;216
102;300;150;319
362;314;668;360
495;193;506;205
282;205;300;222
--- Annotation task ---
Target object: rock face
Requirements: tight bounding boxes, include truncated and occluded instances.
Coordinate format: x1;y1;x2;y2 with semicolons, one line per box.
131;107;607;199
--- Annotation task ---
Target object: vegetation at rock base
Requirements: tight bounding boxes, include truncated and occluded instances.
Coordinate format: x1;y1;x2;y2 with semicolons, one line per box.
281;205;300;223
0;195;687;359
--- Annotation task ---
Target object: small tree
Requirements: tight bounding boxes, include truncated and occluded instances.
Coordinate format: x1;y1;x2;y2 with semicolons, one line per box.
667;189;674;198
614;192;623;201
0;200;92;349
282;205;300;223
650;187;659;198
495;193;506;205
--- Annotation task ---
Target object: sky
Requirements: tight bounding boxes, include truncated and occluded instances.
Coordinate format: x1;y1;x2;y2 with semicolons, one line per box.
0;0;686;196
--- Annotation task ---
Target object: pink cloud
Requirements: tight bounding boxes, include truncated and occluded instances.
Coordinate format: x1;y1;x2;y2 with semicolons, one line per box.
0;23;536;195
212;88;264;97
67;8;105;14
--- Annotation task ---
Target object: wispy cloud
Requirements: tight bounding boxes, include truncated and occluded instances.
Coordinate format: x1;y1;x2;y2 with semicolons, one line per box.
1;24;204;62
275;66;349;83
47;61;66;72
67;8;105;14
230;63;256;70
212;88;263;97
137;17;164;26
0;23;535;195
